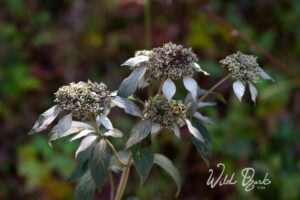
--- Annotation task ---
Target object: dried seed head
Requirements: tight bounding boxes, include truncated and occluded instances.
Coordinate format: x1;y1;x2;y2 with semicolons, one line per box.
220;51;260;83
143;95;187;130
54;80;112;120
147;42;198;80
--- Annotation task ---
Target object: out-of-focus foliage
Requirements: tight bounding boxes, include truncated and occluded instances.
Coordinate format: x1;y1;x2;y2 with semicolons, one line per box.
0;0;299;199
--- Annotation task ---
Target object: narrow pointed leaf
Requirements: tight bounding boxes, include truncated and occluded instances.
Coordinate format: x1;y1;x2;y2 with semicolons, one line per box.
55;113;73;134
75;172;96;200
70;130;95;141
183;76;198;101
248;82;258;103
97;115;113;130
193;62;210;75
112;96;142;117
259;67;275;82
198;102;217;108
193;112;215;126
132;145;154;184
162;78;176;101
89;139;111;187
185;119;204;142
103;129;123;138
126;119;152;148
154;154;181;197
233;80;245;102
29;105;62;134
75;135;97;158
121;56;149;67
118;66;147;97
173;126;180;139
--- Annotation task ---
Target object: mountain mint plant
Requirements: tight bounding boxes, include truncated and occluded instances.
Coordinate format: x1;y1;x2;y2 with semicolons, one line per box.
29;42;274;200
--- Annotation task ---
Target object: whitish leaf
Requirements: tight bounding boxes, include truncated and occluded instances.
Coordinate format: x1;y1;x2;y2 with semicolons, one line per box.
97;115;113;130
75;135;97;158
191;119;212;166
132;145;154;184
29;105;62;134
70;130;96;141
183;76;198;101
259;67;275;82
154;154;181;197
126;120;152;148
193;62;210;75
89;139;111;187
49;121;93;143
151;123;161;134
198;102;217;108
193;112;215;126
55;113;73;134
162;78;176;101
233;80;245;102
118;66;147;97
248;82;258;103
173;126;180;139
103;129;123;138
121;56;149;67
75;172;96;200
185;119;204;142
112;96;142;117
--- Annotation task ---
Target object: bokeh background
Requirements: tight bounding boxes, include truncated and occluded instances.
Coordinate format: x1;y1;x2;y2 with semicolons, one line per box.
0;0;300;199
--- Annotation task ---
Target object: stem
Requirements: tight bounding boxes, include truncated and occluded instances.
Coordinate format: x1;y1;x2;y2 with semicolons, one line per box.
144;0;152;49
199;74;231;101
105;139;128;166
109;170;114;200
114;155;133;200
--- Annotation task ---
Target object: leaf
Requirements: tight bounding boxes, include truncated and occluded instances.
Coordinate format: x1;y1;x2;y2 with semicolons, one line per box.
259;67;275;83
112;96;142;117
248;82;258;103
151;123;161;134
75;135;97;158
54;113;73;134
97;115;113;130
68;160;89;181
153;154;181;197
185;119;204;142
126;119;152;149
103;129;123;138
162;78;176;101
233;80;245;102
173;126;181;139
193;112;215;126
191;119;212;166
213;92;227;104
132;145;154;184
29;105;62;134
121;56;149;67
49;121;93;143
183;76;198;101
193;62;210;75
89;139;111;187
70;130;96;141
198;101;217;108
118;66;147;98
75;172;96;200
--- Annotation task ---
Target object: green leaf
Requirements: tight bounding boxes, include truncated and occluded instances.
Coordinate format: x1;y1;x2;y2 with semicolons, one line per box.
75;172;96;200
126;120;152;149
89;139;111;188
153;154;181;197
191;119;212;166
29;105;62;134
118;66;147;98
68;160;89;182
213;92;227;104
131;144;154;184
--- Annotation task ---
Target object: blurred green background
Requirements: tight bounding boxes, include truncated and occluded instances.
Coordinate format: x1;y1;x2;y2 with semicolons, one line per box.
0;0;299;199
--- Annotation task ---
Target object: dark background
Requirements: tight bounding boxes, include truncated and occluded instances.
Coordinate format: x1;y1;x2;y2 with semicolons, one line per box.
0;0;299;199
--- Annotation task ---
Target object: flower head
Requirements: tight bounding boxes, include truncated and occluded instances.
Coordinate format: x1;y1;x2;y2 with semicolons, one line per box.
54;80;112;120
146;42;198;80
143;95;187;130
220;51;260;84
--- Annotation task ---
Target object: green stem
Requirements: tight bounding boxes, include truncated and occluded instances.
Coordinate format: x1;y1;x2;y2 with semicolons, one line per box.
199;74;231;101
144;0;152;49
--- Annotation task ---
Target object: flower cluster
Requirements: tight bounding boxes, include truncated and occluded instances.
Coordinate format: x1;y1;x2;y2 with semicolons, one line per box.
146;42;199;80
54;80;112;120
220;51;260;83
143;95;187;130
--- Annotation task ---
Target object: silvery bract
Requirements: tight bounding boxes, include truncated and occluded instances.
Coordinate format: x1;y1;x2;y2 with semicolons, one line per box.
119;42;209;101
220;51;275;103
